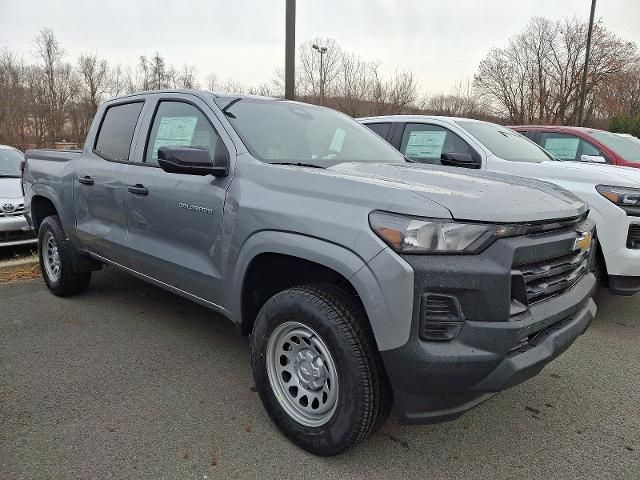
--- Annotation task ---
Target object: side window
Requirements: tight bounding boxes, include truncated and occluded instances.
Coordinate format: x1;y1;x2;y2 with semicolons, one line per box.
540;132;605;162
400;123;473;164
94;102;144;161
365;123;391;140
145;101;222;165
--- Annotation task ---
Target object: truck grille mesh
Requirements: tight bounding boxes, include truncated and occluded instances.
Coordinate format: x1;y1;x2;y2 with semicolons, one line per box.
515;250;589;304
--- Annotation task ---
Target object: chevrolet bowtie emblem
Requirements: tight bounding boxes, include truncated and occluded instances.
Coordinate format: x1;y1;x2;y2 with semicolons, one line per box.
574;231;593;252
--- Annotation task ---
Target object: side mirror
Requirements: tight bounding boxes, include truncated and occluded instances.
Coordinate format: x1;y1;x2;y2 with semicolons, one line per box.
440;152;481;169
158;146;229;176
580;154;607;164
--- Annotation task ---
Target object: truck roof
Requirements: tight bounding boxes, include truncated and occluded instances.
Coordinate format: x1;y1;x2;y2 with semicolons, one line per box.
105;89;277;104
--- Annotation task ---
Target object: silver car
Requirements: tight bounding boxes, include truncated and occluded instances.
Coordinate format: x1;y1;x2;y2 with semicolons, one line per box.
0;145;36;247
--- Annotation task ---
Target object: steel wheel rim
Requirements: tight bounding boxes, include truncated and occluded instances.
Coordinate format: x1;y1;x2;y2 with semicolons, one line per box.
43;231;61;282
266;321;339;427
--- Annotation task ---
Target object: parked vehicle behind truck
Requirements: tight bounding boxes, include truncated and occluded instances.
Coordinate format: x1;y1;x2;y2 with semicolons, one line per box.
512;125;640;168
0;145;36;247
361;115;640;295
23;91;596;455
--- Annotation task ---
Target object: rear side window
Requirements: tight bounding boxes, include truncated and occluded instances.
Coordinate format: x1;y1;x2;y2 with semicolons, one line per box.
94;102;144;161
366;123;391;140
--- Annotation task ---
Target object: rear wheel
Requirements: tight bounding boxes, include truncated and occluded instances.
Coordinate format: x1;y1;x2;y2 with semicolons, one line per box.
38;216;91;296
251;284;391;456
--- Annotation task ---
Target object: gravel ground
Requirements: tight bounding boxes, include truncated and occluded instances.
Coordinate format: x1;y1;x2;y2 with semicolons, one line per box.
1;267;638;479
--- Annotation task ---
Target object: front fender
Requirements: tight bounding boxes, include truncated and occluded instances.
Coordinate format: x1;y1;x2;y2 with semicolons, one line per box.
227;230;414;351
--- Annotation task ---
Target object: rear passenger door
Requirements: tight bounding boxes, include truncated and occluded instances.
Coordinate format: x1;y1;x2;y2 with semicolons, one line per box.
75;101;144;265
123;95;235;305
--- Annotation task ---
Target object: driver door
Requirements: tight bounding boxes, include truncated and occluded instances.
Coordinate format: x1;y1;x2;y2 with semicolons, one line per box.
123;96;234;305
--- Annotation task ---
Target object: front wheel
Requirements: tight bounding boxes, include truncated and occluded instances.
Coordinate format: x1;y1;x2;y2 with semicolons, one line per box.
38;215;91;296
251;284;391;456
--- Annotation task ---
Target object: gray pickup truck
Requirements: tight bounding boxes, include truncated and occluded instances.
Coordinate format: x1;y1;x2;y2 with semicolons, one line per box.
23;90;597;455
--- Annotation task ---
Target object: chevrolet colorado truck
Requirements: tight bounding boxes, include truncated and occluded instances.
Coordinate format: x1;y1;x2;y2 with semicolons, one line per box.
23;90;596;455
360;115;640;295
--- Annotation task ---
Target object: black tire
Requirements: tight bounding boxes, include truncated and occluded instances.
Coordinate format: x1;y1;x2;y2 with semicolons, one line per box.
38;215;91;297
251;284;391;456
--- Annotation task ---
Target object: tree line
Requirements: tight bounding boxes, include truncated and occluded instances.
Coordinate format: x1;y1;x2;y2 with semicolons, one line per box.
1;17;640;151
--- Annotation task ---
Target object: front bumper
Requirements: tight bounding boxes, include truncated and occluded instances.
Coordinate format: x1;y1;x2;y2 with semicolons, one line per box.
0;216;37;247
380;227;597;424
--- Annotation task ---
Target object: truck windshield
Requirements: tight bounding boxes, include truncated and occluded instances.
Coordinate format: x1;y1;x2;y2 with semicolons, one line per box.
0;148;23;177
457;121;552;163
215;97;405;167
591;131;640;163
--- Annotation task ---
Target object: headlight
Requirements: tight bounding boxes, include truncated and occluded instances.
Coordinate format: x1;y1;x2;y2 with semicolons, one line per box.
369;211;522;254
596;185;640;216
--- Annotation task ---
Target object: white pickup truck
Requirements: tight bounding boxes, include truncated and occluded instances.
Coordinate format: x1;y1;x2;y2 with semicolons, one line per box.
360;116;640;295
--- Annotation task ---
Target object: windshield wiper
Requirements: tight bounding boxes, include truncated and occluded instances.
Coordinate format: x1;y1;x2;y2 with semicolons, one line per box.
0;174;21;178
270;162;325;169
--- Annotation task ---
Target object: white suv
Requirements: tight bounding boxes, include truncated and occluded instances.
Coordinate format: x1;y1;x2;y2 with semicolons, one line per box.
360;116;640;295
0;145;36;247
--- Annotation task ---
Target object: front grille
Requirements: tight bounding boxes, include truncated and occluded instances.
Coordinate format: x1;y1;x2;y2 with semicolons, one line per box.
628;224;640;249
0;203;25;217
515;250;589;304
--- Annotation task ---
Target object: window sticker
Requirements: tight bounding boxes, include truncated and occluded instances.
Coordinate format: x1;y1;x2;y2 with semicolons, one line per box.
404;130;447;158
152;116;198;158
329;128;346;153
544;137;579;160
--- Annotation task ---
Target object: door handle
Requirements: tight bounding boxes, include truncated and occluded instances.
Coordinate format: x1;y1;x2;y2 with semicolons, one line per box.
78;175;94;185
128;184;149;196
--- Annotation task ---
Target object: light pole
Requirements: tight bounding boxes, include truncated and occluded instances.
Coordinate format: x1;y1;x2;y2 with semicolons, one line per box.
577;0;597;126
284;0;296;100
312;43;327;105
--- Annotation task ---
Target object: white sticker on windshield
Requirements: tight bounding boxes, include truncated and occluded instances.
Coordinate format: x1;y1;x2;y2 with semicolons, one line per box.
152;116;198;158
404;130;447;158
544;137;579;160
329;128;346;153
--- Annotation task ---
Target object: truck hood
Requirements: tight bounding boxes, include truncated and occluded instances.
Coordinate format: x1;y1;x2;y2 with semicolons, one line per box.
330;162;586;223
534;160;640;186
0;177;23;200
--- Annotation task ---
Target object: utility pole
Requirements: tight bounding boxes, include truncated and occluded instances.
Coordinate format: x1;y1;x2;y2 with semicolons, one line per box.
312;44;327;105
577;0;597;126
284;0;296;100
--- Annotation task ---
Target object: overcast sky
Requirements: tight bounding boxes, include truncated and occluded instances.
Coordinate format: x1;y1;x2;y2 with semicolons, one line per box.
1;0;639;94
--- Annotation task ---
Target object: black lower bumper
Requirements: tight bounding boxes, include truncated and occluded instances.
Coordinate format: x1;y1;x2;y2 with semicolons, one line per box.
608;275;640;296
381;274;596;423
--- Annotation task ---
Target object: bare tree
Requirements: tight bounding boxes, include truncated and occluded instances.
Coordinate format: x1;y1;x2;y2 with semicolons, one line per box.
33;28;76;144
474;17;638;125
78;53;109;115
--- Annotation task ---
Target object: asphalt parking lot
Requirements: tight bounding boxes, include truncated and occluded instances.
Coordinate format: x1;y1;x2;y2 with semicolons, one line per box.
1;267;639;480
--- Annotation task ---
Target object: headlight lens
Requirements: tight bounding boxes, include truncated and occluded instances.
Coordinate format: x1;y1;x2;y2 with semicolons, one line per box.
596;185;640;216
369;211;515;254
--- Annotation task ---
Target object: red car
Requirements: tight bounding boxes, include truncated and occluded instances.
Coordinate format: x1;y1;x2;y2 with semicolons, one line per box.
511;125;640;169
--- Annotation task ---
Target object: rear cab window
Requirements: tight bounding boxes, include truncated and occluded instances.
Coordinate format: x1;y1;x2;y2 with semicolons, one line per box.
93;102;144;161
